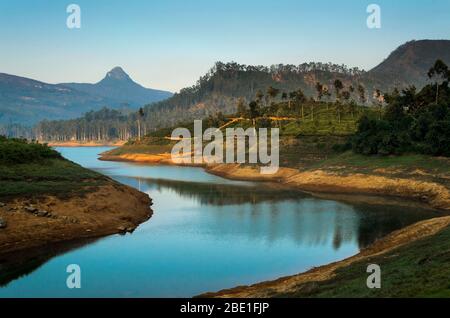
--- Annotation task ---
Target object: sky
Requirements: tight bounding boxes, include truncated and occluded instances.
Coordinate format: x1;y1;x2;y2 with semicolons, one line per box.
0;0;449;92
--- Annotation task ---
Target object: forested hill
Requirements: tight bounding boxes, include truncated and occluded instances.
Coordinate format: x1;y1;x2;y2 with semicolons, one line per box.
143;40;450;128
144;61;364;128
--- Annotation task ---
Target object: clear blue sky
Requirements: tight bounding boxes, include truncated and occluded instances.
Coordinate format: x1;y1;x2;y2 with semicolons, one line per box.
0;0;449;92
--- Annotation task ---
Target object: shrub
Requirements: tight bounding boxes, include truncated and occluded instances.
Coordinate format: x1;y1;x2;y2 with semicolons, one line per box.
0;137;61;165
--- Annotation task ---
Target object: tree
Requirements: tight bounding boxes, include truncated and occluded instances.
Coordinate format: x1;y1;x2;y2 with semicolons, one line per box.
288;91;296;109
357;84;366;104
236;98;247;117
428;59;449;104
334;79;344;101
295;89;307;119
267;86;280;105
255;90;264;104
315;82;324;101
342;91;351;103
336;102;344;123
374;89;384;120
348;101;357;118
249;101;260;124
137;107;145;141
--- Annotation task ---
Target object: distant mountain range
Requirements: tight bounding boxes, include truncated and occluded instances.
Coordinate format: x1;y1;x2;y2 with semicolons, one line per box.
0;67;172;125
1;39;449;128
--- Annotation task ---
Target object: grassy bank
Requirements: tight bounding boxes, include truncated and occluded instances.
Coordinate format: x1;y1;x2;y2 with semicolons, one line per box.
278;223;450;298
0;158;107;198
0;137;153;256
0;138;107;198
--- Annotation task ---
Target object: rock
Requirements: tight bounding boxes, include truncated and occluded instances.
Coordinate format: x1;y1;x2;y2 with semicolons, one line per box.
126;226;137;233
24;206;38;213
0;202;6;208
36;210;49;217
0;218;7;229
70;218;79;224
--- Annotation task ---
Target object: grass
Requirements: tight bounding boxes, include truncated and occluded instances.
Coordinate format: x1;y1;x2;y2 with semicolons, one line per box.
311;152;450;174
278;224;450;298
0;158;107;198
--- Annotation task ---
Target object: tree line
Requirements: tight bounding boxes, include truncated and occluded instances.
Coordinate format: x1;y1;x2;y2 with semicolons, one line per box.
347;60;450;156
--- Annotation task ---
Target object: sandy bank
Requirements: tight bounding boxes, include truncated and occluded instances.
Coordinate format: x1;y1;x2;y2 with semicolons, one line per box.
46;140;126;147
198;215;450;298
100;153;450;212
0;182;152;255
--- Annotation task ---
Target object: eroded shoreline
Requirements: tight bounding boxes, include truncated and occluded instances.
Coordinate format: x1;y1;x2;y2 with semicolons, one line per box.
0;181;153;256
99;153;450;212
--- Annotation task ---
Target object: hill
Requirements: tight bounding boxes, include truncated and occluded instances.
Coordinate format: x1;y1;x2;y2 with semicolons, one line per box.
367;40;450;89
142;40;450;128
0;68;172;126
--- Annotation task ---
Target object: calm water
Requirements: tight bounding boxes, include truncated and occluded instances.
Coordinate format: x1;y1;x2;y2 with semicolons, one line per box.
0;147;438;297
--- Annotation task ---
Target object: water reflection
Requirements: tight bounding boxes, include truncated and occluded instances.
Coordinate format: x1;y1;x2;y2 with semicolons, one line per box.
0;147;441;297
118;175;438;251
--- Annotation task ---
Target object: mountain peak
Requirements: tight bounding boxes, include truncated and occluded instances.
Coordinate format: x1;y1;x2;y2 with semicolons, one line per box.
105;67;130;81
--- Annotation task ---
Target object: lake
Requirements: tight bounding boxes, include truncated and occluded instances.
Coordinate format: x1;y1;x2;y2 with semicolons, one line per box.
0;147;438;297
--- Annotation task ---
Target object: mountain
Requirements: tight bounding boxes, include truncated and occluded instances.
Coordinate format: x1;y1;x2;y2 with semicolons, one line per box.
0;68;172;125
62;67;172;108
366;40;450;89
0;73;113;125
